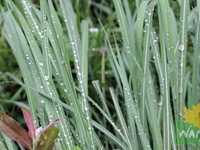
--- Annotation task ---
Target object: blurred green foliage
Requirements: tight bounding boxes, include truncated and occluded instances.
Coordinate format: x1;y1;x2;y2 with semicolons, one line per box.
0;0;197;128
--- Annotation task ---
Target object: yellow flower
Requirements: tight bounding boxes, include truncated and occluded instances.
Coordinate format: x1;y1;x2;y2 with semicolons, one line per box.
183;103;200;128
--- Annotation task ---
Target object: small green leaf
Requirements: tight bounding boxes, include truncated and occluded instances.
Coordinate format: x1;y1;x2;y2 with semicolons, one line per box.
72;146;82;150
36;126;59;150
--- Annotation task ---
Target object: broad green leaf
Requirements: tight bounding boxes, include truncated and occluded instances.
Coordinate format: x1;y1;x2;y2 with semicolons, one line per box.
36;126;59;150
0;112;32;150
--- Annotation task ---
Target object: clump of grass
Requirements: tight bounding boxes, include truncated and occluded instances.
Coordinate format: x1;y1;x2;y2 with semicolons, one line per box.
1;0;199;149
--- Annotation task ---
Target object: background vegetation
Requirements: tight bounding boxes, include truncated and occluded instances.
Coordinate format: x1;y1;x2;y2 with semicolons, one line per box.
0;0;199;149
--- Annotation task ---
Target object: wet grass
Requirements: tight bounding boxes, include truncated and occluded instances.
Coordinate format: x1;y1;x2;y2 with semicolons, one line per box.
1;0;199;149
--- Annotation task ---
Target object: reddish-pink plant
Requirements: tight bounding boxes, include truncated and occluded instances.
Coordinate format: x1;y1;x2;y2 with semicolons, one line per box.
0;108;63;150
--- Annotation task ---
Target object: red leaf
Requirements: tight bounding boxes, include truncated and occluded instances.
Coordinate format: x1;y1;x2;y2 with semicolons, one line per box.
21;108;36;140
0;112;32;149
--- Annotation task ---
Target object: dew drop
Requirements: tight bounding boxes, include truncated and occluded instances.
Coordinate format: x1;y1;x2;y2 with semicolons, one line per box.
153;39;157;43
84;107;89;111
39;61;44;67
71;41;75;45
40;141;44;145
179;87;182;93
64;19;68;23
54;138;57;143
41;99;45;103
178;44;184;51
44;75;49;80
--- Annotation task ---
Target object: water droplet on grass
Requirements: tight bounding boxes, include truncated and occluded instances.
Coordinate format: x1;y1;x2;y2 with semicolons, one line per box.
39;61;44;66
153;39;157;43
179;87;182;93
64;19;68;23
44;75;49;80
178;44;184;51
84;107;89;111
158;102;162;106
71;41;75;45
40;99;45;104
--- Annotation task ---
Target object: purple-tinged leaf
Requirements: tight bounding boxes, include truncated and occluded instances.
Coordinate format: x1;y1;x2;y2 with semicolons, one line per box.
21;108;36;140
41;118;63;134
0;112;32;150
36;126;43;137
36;126;59;150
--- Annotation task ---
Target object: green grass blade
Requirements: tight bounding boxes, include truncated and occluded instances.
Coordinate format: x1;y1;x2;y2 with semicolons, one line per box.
191;12;200;107
58;0;97;148
81;20;89;95
178;0;189;111
3;9;40;127
92;80;111;116
109;87;134;150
